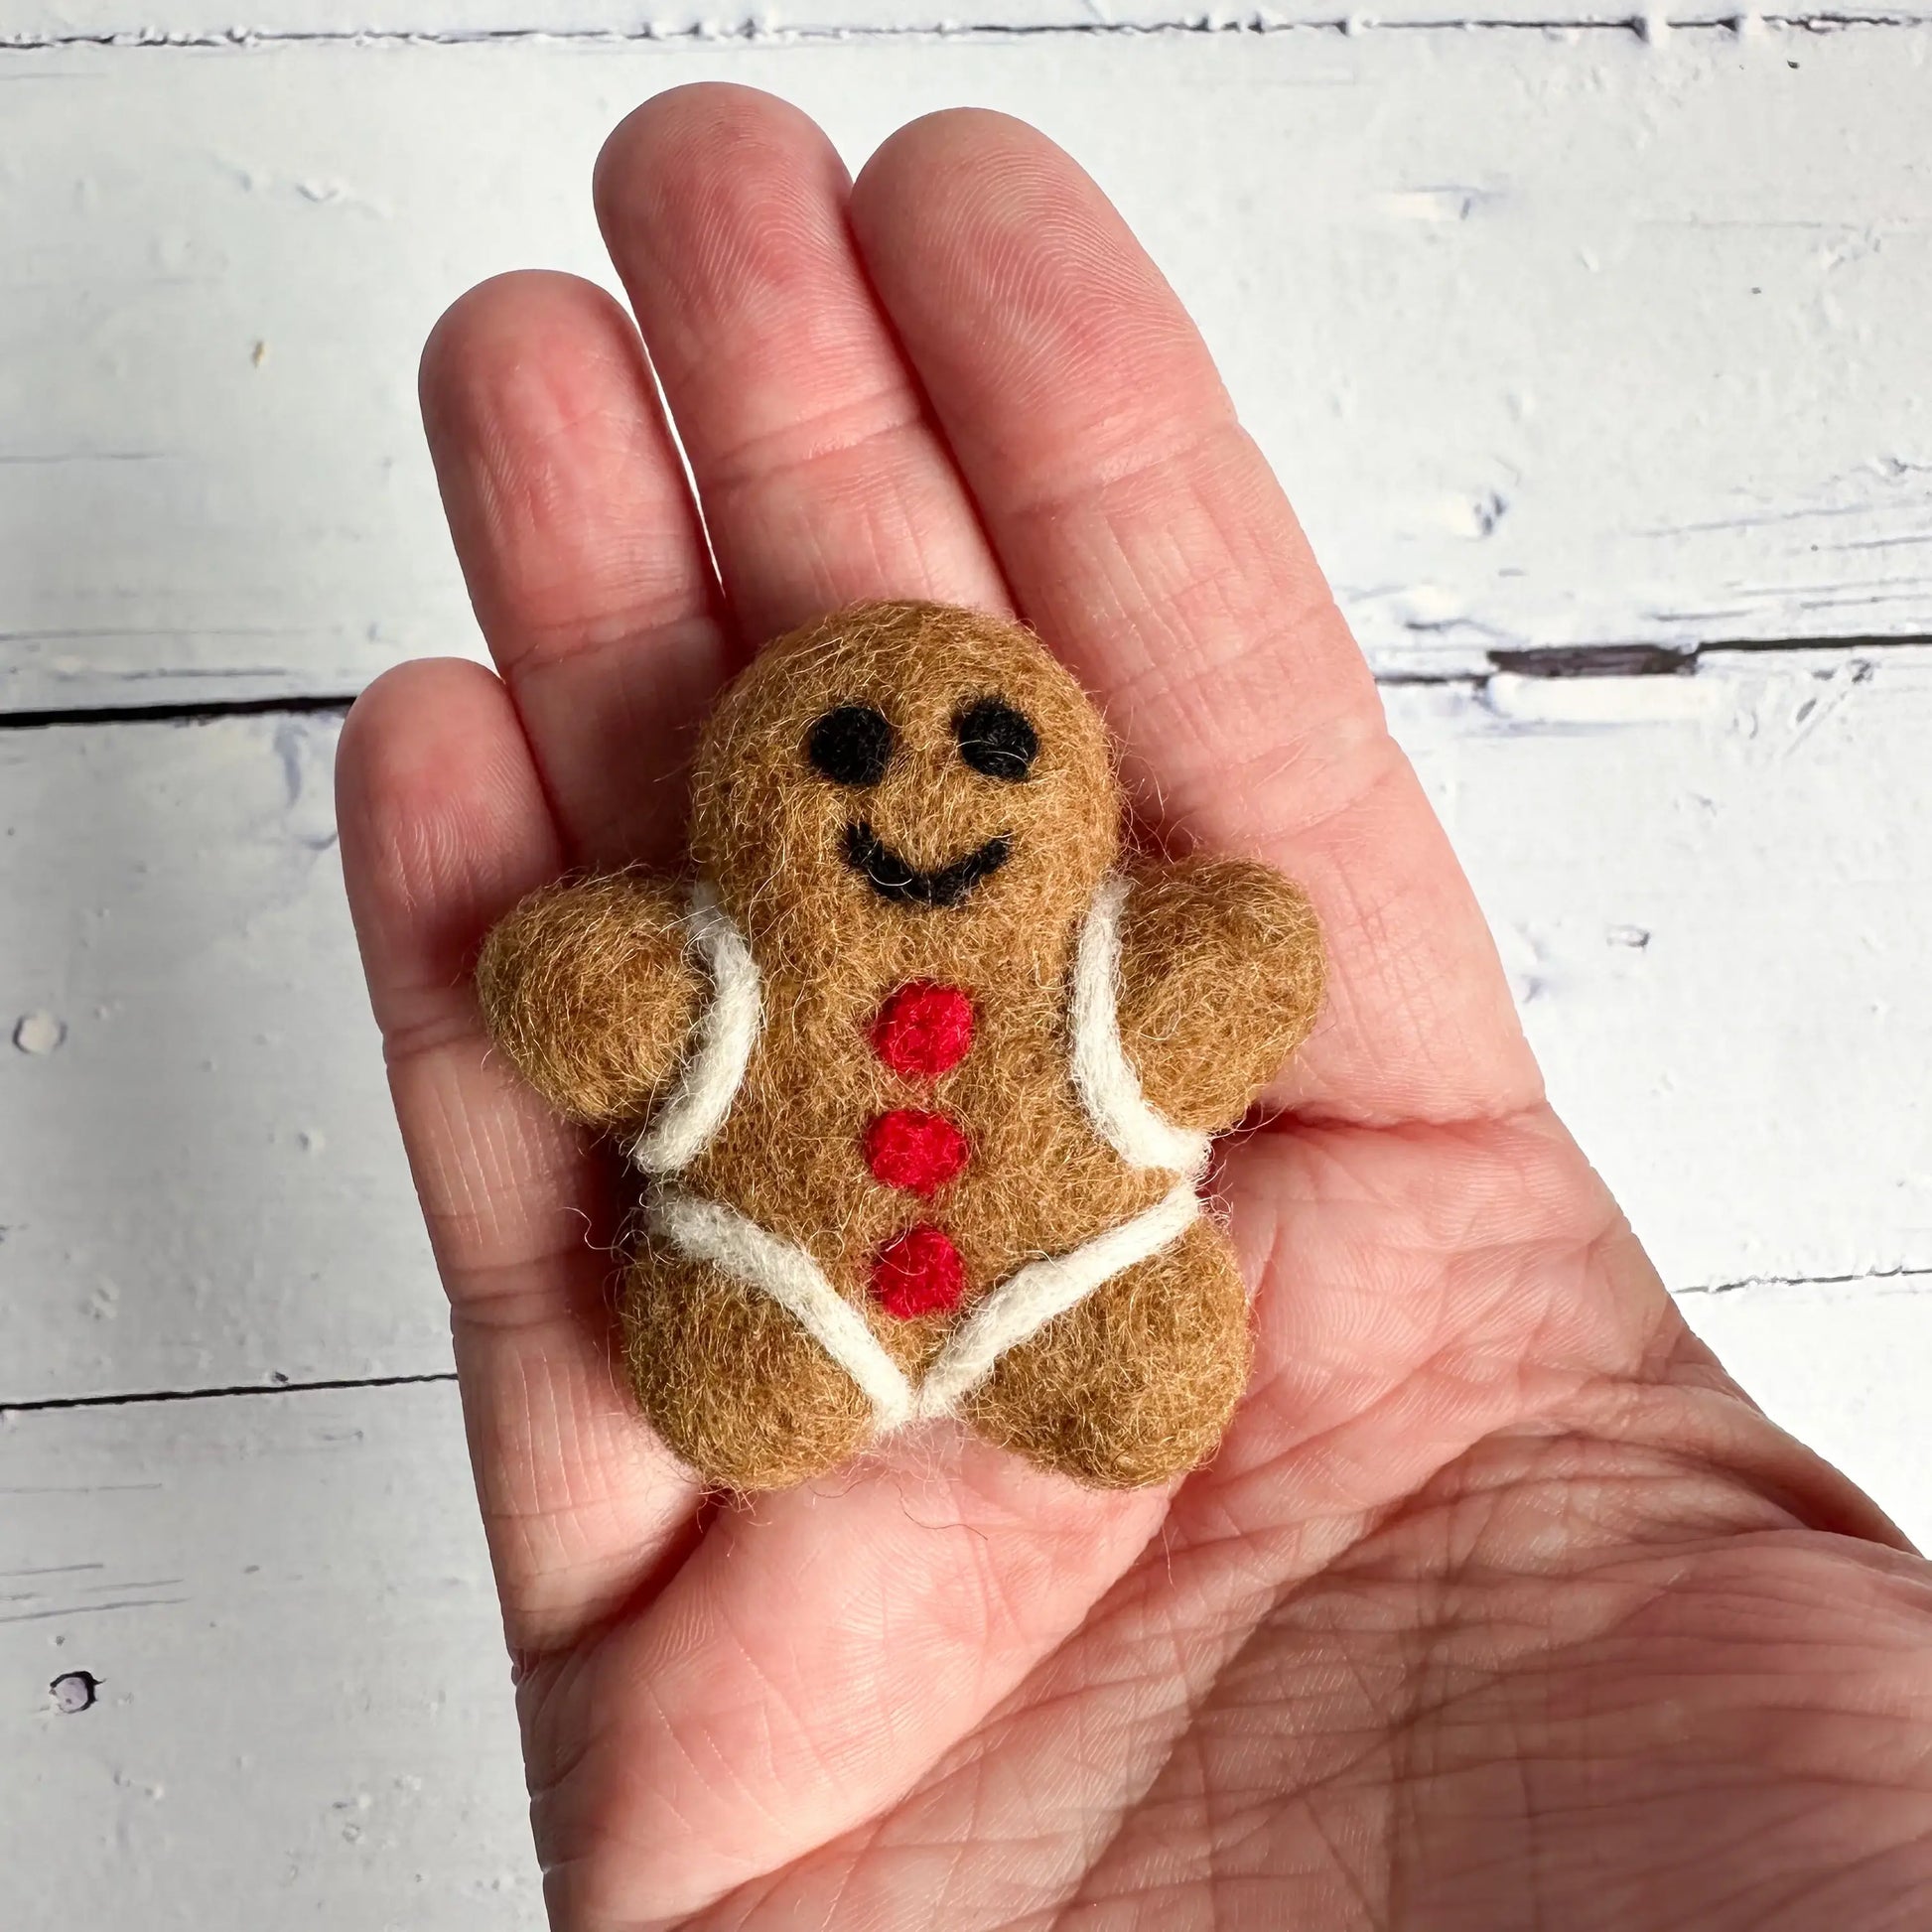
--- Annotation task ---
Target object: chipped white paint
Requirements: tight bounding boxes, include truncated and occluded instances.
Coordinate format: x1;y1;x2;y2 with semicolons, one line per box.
12;1010;67;1055
1389;647;1932;1299
14;1;1932;36
3;16;1930;1922
0;714;443;1403
0;1383;532;1926
7;30;1932;707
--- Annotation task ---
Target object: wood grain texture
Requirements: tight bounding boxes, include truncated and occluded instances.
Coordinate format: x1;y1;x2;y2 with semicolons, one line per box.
3;1318;1928;1929
1397;645;1932;1301
5;28;1932;710
4;18;1929;1916
0;1382;533;1927
4;653;1927;1414
0;712;446;1404
14;4;1932;39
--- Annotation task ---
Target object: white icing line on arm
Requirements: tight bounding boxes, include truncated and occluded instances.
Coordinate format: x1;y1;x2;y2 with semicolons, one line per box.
1070;873;1213;1175
629;880;761;1177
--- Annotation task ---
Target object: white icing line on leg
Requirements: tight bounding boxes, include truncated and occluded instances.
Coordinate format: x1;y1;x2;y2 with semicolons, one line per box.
631;874;1221;1444
648;1187;915;1434
1070;874;1213;1175
629;880;761;1176
913;1176;1203;1422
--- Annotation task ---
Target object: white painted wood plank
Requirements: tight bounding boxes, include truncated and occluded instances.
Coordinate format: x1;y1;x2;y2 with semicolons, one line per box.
0;1382;534;1929
0;712;450;1403
4;649;1929;1403
1389;646;1932;1299
1;1287;1922;1930
14;6;1932;41
6;30;1932;711
1677;1274;1932;1548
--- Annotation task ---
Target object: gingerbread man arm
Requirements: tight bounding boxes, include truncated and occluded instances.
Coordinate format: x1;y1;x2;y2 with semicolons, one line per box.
1113;856;1324;1134
476;872;704;1127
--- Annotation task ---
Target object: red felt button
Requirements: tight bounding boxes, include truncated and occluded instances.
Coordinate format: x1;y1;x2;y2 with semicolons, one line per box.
872;1226;965;1320
871;982;974;1080
865;1108;969;1197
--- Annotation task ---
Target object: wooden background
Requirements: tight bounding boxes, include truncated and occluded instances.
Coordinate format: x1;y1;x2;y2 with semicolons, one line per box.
5;7;1929;1922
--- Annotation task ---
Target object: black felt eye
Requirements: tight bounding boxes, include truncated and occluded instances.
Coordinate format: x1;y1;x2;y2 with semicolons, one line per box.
954;698;1039;781
806;705;895;787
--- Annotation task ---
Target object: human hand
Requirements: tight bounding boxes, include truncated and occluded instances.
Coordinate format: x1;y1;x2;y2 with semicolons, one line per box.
337;85;1932;1930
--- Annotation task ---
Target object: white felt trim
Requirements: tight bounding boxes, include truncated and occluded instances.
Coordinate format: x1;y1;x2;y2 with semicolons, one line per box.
634;874;1210;1437
1070;874;1214;1175
912;1175;1203;1422
648;1187;916;1434
648;1179;1202;1433
628;880;761;1177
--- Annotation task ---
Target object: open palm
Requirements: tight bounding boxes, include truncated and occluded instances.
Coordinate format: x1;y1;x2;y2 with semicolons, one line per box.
337;88;1932;1930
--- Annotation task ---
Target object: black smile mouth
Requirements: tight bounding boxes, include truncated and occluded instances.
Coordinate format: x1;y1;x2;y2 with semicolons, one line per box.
843;822;1012;908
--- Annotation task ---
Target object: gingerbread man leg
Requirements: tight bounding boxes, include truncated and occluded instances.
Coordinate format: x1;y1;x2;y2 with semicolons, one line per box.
958;1218;1252;1488
622;1245;874;1493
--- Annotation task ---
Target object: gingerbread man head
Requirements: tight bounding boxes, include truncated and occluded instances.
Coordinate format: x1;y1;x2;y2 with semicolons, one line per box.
690;602;1119;972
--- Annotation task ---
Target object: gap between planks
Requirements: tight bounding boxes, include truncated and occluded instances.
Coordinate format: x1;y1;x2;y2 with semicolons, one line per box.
0;632;1924;731
8;17;1932;52
0;1369;458;1416
8;1262;1928;1415
1679;1262;1932;1299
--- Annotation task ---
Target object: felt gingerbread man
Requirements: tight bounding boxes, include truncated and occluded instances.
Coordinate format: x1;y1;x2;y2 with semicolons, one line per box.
478;601;1322;1492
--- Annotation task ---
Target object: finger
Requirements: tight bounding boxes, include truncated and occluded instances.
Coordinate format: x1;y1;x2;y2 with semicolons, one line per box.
849;113;1538;1126
336;658;702;1655
593;83;1010;642
419;270;732;870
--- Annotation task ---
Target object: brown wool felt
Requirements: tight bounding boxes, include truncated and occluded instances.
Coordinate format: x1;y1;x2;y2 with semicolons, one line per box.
476;872;701;1125
476;601;1324;1494
962;1216;1251;1490
625;1246;874;1493
1114;857;1324;1131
